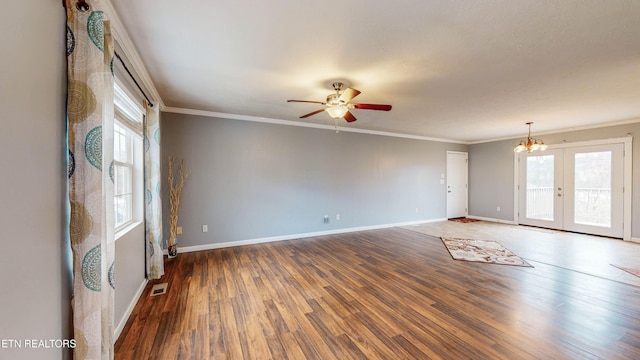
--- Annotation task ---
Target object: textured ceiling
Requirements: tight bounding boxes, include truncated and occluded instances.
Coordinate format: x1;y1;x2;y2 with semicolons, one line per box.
111;0;640;142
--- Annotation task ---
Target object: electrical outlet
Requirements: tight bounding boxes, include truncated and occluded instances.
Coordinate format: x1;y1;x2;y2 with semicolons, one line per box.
336;214;340;221
323;215;329;223
497;206;501;212
202;225;208;232
176;226;183;235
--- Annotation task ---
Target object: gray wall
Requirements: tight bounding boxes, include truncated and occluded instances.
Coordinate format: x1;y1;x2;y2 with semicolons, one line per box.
468;139;519;221
0;2;71;360
469;122;640;238
161;112;467;247
114;224;146;336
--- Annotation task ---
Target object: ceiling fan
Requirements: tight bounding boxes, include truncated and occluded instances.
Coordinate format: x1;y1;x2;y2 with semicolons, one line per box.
287;82;392;122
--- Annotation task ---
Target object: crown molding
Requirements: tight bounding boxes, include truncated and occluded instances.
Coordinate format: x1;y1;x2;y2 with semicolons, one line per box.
470;117;640;145
102;0;165;109
162;106;640;145
163;107;467;144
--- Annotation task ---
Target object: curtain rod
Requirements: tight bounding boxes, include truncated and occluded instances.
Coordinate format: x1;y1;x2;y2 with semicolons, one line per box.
64;0;89;11
63;0;154;107
114;52;154;107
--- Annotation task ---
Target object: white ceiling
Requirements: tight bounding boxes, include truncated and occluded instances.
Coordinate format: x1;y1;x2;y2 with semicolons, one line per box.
110;0;640;143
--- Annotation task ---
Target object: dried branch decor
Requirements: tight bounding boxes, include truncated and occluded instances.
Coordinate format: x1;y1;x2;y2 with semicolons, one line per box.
167;156;190;257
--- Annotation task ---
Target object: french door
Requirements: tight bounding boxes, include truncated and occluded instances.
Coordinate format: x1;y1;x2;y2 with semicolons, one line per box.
518;143;624;238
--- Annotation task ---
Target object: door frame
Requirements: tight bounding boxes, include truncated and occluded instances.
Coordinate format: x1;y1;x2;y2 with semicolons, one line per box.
447;151;468;219
517;149;564;230
513;136;632;240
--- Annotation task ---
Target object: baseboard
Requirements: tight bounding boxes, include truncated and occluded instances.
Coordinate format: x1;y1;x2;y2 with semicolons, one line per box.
172;218;447;254
466;215;515;225
115;279;148;341
630;237;640;244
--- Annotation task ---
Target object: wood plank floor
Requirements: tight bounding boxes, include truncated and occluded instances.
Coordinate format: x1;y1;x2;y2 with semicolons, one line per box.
115;227;640;359
404;220;640;287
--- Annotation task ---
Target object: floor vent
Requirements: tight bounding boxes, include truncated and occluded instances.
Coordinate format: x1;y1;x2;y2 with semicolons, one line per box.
150;283;168;296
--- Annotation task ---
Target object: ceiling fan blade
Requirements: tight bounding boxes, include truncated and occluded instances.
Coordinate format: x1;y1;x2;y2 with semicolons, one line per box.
344;111;357;122
352;103;392;111
339;87;361;103
299;109;326;118
287;100;326;105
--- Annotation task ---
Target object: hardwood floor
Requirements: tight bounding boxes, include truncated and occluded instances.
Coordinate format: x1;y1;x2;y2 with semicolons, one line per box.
115;226;640;359
405;220;640;287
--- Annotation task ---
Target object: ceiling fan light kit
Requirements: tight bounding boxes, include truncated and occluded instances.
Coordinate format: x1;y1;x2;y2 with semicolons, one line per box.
514;122;548;153
287;81;392;123
326;104;349;119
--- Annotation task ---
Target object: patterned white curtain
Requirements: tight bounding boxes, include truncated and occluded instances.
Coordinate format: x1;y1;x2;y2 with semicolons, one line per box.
66;0;115;358
144;101;165;279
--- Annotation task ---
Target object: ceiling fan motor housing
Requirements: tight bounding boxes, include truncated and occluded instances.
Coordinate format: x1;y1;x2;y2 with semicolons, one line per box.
326;93;345;106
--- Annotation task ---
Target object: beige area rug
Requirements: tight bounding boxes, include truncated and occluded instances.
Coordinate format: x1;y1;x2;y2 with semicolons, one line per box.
441;237;533;267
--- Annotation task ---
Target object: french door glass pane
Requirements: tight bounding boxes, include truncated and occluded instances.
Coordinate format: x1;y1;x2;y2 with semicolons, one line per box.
574;151;611;227
526;155;554;220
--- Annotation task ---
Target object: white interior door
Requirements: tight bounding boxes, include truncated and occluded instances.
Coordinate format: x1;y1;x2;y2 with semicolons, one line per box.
518;144;624;238
447;151;468;218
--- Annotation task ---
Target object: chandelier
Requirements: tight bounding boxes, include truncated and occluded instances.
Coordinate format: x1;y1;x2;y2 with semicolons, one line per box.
514;122;547;153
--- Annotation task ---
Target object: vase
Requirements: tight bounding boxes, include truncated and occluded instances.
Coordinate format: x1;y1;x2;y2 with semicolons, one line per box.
167;235;178;258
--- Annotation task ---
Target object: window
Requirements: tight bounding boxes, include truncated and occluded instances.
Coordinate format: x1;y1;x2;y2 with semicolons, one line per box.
113;83;144;233
114;123;134;228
